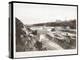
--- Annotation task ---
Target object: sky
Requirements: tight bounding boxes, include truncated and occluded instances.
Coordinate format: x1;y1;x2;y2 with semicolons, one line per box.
14;3;77;25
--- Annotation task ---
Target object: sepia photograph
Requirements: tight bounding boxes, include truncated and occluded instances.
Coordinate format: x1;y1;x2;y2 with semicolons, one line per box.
14;3;77;53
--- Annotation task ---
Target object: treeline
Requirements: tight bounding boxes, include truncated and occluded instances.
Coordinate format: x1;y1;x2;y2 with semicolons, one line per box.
32;19;76;29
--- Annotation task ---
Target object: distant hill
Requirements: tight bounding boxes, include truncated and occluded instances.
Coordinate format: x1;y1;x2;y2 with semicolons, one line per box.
31;19;76;29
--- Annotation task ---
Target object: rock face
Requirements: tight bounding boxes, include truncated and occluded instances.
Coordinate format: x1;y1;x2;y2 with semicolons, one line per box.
16;17;26;52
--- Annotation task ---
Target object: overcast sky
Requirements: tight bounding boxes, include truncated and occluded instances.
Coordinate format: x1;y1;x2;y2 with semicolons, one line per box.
14;3;77;25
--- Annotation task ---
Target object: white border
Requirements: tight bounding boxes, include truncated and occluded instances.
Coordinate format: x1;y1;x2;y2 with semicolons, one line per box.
15;49;77;58
13;3;78;58
13;3;16;58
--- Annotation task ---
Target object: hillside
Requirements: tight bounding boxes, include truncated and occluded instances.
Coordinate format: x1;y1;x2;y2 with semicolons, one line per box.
31;19;76;29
